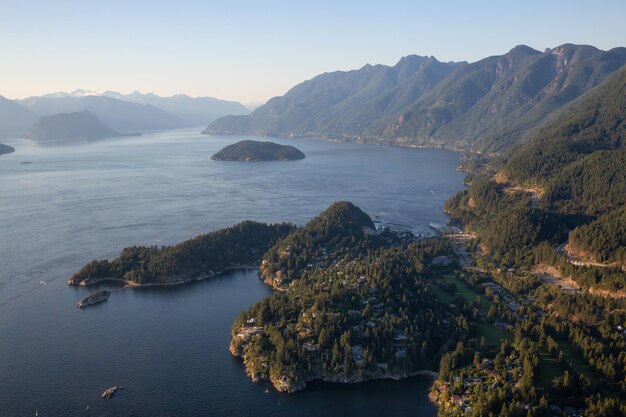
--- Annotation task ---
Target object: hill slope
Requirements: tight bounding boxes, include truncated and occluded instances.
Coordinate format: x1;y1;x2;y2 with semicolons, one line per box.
205;55;462;138
446;66;626;276
23;111;124;142
19;95;186;132
211;140;305;161
0;96;38;139
206;44;626;152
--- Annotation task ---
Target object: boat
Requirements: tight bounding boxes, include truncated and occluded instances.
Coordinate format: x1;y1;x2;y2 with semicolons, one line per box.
76;290;110;308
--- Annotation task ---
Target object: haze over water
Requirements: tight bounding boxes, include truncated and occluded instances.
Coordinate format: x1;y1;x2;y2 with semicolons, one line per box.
0;129;464;416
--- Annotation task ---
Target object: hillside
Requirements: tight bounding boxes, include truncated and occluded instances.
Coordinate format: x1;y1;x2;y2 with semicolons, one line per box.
502;65;626;182
568;205;626;265
260;201;378;288
19;94;186;132
0;143;15;155
22;111;124;142
205;44;626;152
0;95;37;139
205;55;462;137
231;202;454;392
211;140;305;161
103;91;249;126
69;221;294;286
445;66;626;284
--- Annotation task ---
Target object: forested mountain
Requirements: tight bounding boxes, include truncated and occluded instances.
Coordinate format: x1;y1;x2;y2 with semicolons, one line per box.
0;95;37;139
569;205;626;265
205;44;626;152
19;94;186;132
22;111;124;142
231;202;457;392
102;91;249;126
502;65;626;183
260;201;379;287
446;65;626;274
205;55;463;138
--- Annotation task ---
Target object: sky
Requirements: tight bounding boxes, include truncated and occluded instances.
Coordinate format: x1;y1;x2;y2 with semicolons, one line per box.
0;0;624;105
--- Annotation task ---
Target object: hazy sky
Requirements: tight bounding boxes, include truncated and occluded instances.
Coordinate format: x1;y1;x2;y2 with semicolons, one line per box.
1;0;624;104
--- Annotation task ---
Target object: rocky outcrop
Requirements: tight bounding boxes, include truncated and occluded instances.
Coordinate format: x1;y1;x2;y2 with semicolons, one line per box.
101;385;123;399
76;290;110;308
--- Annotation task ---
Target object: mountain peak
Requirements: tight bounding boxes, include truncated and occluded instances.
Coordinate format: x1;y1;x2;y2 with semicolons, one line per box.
507;45;541;56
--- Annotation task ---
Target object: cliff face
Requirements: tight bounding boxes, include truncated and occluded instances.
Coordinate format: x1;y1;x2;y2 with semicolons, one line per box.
229;328;435;393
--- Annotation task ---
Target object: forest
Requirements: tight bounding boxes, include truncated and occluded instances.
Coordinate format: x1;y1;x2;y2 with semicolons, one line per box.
69;221;294;285
228;202;462;392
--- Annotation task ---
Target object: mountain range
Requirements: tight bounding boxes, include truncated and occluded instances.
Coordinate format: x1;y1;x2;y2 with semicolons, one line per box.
0;90;249;140
205;44;626;152
102;91;249;126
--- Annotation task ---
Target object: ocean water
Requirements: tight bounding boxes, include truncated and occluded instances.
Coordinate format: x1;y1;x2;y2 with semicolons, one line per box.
0;129;464;416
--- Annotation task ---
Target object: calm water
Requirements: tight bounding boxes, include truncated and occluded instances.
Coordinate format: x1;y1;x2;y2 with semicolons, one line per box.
0;129;464;416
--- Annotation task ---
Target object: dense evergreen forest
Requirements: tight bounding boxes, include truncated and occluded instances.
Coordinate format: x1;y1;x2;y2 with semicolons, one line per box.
68;221;294;285
436;65;626;416
569;205;626;264
259;201;382;287
231;202;460;392
211;140;305;161
446;66;626;275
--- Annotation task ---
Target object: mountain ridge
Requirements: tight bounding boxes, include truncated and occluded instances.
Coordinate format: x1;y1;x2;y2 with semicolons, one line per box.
102;91;250;126
205;44;626;152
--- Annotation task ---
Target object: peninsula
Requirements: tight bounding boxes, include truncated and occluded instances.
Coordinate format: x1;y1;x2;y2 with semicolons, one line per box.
211;140;305;161
230;202;455;392
68;221;293;286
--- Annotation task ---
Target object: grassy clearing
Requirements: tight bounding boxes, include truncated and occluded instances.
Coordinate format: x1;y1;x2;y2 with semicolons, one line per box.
537;348;565;391
476;322;513;346
431;270;511;346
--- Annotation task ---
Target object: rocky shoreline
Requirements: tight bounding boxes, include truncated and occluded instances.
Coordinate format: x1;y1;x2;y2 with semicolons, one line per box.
76;290;110;308
229;323;437;393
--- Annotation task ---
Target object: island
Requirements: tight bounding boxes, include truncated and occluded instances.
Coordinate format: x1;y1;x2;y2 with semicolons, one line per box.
22;110;138;142
211;140;305;161
0;143;14;155
68;221;294;286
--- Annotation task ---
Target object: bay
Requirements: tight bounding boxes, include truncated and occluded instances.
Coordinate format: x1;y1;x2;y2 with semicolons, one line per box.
0;129;464;416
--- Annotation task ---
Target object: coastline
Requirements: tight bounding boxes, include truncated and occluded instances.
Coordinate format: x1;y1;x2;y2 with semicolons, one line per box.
70;265;260;288
202;130;481;156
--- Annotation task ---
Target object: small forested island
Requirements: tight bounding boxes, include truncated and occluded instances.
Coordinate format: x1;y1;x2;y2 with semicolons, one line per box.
0;143;15;155
68;221;293;286
22;110;134;142
211;140;305;161
431;66;626;416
